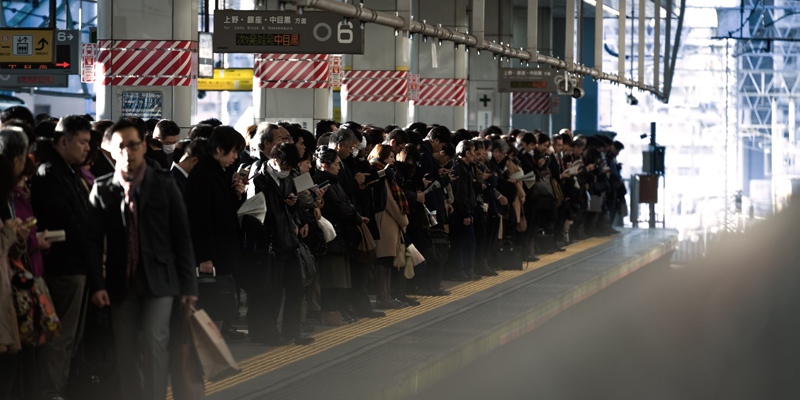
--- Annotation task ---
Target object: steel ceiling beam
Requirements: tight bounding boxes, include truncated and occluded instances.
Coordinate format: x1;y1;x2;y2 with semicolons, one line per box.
287;0;665;99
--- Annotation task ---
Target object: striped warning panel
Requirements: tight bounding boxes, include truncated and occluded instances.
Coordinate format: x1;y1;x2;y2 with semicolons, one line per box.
254;53;330;89
342;70;409;102
512;92;554;114
97;40;196;86
413;78;467;107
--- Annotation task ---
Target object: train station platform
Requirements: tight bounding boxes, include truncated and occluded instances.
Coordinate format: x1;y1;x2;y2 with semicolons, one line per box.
195;228;677;400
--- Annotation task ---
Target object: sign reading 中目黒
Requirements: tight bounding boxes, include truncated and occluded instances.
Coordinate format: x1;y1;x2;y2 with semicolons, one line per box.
213;10;364;55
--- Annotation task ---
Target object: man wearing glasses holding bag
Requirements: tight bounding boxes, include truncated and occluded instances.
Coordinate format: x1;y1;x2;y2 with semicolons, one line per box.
87;118;198;400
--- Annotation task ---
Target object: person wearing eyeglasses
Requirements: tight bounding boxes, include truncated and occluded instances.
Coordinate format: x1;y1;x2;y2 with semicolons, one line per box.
87;118;198;400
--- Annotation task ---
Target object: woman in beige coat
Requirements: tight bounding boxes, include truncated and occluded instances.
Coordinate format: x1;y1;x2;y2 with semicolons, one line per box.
368;145;415;309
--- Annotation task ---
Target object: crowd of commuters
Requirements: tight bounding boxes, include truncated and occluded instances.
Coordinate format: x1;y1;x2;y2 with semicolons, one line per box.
0;105;625;400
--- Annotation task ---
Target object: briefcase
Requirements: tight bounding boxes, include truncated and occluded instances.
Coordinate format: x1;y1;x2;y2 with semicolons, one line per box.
196;268;239;322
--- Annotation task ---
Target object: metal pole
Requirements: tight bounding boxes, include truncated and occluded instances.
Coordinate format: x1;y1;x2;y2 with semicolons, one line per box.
638;0;645;86
618;0;626;79
654;0;660;90
594;0;603;73
650;121;657;229
565;0;575;70
527;0;538;57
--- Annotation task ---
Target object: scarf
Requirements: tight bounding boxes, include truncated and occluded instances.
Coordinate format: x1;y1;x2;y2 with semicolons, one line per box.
115;164;146;289
370;158;409;215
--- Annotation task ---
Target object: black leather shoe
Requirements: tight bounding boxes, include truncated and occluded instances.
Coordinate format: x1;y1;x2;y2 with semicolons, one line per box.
261;336;292;346
451;273;471;282
292;336;315;346
223;328;248;340
356;309;386;318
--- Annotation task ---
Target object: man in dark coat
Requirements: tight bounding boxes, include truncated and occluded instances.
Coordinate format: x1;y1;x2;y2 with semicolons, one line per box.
170;138;205;196
184;126;246;337
88;118;197;400
449;140;479;281
31;115;98;400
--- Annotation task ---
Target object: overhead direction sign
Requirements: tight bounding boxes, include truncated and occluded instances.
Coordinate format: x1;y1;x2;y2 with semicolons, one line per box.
0;30;80;75
0;29;54;63
498;67;558;93
0;74;69;88
214;10;364;54
197;68;254;91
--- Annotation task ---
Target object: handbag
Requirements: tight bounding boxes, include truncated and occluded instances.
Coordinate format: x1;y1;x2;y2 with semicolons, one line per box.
170;307;205;400
393;241;407;268
317;216;337;243
532;179;555;200
196;268;238;322
355;222;377;263
9;258;61;346
589;194;604;213
516;214;528;232
296;241;316;287
189;307;241;382
551;178;564;208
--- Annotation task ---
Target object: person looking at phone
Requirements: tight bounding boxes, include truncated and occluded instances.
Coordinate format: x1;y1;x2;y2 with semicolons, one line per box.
246;143;314;346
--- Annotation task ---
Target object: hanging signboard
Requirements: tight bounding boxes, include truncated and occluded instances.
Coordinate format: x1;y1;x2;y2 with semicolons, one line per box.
409;74;420;102
81;43;96;83
0;74;69;88
0;30;80;75
197;68;253;91
198;32;214;79
498;67;558;93
329;55;342;87
213;10;364;54
0;29;54;64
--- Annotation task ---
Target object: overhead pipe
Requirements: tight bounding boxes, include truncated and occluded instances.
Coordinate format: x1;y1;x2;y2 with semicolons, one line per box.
285;0;661;97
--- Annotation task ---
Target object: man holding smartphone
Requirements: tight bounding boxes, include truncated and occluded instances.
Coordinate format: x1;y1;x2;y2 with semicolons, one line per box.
245;143;313;346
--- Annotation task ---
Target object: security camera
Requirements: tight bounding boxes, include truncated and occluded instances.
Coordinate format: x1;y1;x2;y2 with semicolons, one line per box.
572;87;585;99
626;93;638;106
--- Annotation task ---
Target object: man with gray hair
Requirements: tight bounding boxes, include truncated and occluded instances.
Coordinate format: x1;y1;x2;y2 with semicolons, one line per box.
31;115;97;400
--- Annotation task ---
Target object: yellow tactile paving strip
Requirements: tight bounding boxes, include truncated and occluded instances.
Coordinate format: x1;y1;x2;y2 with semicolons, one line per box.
169;236;612;399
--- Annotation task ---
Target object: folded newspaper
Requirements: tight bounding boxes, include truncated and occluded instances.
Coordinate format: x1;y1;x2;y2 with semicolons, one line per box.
293;172;315;193
237;192;267;224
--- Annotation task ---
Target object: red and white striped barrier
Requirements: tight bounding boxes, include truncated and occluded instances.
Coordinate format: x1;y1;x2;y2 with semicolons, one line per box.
413;78;467;107
254;54;330;89
512;92;555;114
97;40;197;86
342;70;409;102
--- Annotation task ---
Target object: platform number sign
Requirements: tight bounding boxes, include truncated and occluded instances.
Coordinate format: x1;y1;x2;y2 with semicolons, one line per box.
214;10;364;54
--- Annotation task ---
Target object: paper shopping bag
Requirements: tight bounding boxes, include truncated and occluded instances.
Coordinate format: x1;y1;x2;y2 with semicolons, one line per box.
189;308;241;382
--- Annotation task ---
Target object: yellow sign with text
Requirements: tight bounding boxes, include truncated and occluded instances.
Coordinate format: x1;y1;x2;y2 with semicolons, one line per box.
0;29;54;63
197;68;254;91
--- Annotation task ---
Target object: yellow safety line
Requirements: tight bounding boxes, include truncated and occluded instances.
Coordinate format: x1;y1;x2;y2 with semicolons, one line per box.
168;236;612;398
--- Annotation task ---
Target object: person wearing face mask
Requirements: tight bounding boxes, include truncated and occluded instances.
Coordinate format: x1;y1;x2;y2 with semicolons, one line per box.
153;119;180;160
245;143;314;346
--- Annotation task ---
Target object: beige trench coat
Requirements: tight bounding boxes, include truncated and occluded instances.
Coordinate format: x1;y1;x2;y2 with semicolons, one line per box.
374;181;409;260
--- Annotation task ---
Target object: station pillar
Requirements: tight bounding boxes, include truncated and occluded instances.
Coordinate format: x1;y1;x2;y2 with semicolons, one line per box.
250;0;332;131
96;0;198;134
468;0;513;133
341;0;411;128
575;17;599;132
411;0;468;130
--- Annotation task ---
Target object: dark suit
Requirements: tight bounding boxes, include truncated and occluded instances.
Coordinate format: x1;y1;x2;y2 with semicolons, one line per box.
88;160;197;400
184;155;244;276
88;160;198;301
170;164;189;196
